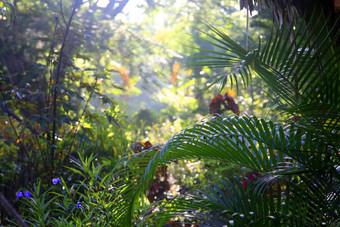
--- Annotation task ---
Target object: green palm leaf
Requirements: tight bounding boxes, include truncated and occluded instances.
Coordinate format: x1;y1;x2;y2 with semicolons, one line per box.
114;10;340;226
189;13;340;115
140;176;325;226
120;114;338;225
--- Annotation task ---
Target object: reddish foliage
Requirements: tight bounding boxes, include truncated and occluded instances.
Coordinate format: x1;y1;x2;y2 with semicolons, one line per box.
209;92;240;115
292;115;302;122
224;92;240;115
240;171;284;199
144;141;153;149
216;94;224;100
209;98;221;115
241;179;248;188
241;172;261;188
134;141;170;203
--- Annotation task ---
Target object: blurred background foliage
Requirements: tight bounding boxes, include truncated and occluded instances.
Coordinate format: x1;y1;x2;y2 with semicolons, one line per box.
0;0;283;225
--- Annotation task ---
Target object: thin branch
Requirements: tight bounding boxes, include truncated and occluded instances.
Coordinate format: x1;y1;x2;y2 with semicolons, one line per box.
111;0;129;18
51;0;79;168
2;97;29;157
101;0;129;20
60;0;68;27
0;192;28;227
0;102;22;122
57;78;98;169
245;4;255;115
46;17;59;142
246;3;249;51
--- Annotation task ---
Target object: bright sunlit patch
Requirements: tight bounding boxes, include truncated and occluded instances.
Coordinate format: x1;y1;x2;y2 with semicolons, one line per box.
96;0;145;23
97;0;109;8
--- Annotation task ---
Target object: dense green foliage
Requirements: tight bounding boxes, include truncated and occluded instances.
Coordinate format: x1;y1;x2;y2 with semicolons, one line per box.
117;10;340;225
0;0;339;226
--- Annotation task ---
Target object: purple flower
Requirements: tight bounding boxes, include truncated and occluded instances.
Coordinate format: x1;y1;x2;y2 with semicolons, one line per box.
52;177;61;185
76;202;82;208
16;191;23;199
24;191;31;198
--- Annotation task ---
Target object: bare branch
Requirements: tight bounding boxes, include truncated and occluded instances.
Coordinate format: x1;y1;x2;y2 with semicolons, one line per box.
0;192;28;227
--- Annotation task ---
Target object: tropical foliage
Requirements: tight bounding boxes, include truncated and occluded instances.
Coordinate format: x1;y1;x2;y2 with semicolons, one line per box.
114;9;340;227
1;0;339;226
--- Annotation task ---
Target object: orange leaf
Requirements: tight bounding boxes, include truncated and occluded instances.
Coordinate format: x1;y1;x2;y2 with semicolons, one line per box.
170;62;181;84
226;89;236;98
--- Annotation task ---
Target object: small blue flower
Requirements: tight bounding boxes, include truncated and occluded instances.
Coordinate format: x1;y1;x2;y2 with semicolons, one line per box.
24;191;31;198
76;202;82;208
52;177;61;185
16;191;23;199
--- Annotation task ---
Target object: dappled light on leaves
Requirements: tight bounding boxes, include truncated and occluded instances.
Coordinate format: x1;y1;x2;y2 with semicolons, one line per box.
1;0;339;226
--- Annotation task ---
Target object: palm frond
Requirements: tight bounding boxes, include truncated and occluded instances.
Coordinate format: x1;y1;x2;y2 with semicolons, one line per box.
189;13;340;113
140;176;329;226
114;10;340;226
123;114;339;225
153;115;322;169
